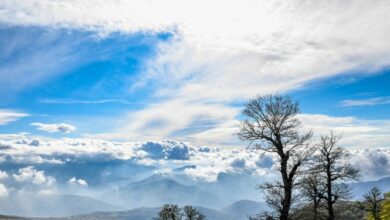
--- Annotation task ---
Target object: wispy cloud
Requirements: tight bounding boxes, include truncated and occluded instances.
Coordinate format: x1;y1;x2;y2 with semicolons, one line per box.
0;26;159;98
298;114;390;148
92;113;390;149
0;27;93;96
1;0;390;145
30;122;76;133
340;96;390;107
0;109;29;125
40;99;149;105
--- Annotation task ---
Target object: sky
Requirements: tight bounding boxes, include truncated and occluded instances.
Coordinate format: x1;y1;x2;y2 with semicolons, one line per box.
0;0;390;201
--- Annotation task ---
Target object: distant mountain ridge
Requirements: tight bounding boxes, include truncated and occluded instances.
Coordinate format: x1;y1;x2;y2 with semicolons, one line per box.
223;200;268;220
0;200;266;220
351;176;390;198
101;174;222;208
0;194;124;218
3;173;389;219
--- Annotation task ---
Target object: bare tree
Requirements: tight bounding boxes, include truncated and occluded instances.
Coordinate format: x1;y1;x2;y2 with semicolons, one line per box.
238;95;313;220
249;211;276;220
359;187;383;220
156;204;182;220
300;171;326;220
314;132;359;220
183;206;206;220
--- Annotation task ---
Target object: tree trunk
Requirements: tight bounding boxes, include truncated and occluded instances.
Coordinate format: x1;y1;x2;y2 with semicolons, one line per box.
280;187;291;220
327;166;334;220
280;157;291;220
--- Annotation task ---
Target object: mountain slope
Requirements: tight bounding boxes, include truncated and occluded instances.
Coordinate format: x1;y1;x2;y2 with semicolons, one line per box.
0;194;123;218
102;176;221;208
223;200;267;219
351;176;390;198
62;207;233;220
0;200;266;220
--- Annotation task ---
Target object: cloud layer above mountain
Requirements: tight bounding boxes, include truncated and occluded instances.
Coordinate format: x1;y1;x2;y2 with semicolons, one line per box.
0;133;389;200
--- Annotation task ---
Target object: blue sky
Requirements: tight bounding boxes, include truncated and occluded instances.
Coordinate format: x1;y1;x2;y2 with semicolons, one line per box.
293;69;390;120
0;26;169;135
0;16;390;146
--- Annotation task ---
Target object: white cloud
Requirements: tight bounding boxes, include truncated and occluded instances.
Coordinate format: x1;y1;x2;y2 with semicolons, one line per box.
30;122;76;133
0;135;273;182
0;109;28;125
230;158;246;169
340;96;390;107
13;166;56;186
40;99;135;105
140;140;190;160
120;0;390;144
350;148;390;181
299;114;390;148
0;134;388;184
255;155;274;168
111;99;240;145
68;177;88;187
0;170;8;179
0;27;95;95
0;184;8;197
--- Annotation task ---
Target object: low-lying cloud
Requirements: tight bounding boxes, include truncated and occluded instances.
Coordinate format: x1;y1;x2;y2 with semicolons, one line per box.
13;166;56;186
68;177;88;187
0;134;388;200
140;140;190;160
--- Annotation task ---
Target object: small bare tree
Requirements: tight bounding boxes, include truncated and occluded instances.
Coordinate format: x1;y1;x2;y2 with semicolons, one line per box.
300;171;326;220
238;95;313;220
183;206;206;220
156;204;182;220
359;187;383;220
249;211;276;220
314;132;359;220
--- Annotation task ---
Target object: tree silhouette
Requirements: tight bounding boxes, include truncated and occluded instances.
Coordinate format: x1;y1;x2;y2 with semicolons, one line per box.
183;206;206;220
359;187;383;220
155;205;206;220
300;171;326;220
156;204;182;220
313;132;359;220
238;95;313;220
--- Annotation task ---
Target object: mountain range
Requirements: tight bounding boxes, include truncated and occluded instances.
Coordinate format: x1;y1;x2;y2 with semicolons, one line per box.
0;200;266;220
351;176;390;199
1;173;390;219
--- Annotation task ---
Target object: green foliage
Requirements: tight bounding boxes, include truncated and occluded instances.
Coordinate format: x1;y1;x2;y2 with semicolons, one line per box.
360;187;383;220
291;201;364;220
380;194;390;220
358;189;390;220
